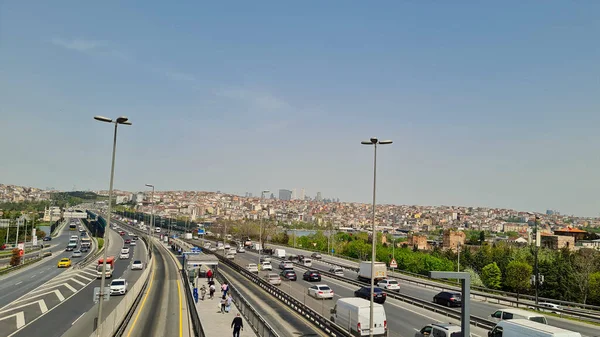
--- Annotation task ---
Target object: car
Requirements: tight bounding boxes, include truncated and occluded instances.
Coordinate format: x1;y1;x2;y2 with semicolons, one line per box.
236;247;246;253
224;244;231;249
279;261;293;269
109;279;128;295
119;231;125;236
354;286;387;304
226;253;235;260
130;240;136;246
131;260;144;270
265;273;282;286
132;235;138;240
120;252;130;259
415;323;461;337
302;270;322;282
72;250;82;258
57;258;72;268
261;262;272;271
124;239;131;244
280;269;297;281
311;253;322;260
209;247;217;252
378;279;400;291
80;231;87;236
43;237;52;241
530;302;562;314
260;256;271;263
247;263;259;273
81;246;89;253
308;284;334;299
329;267;344;276
128;232;134;236
433;291;462;307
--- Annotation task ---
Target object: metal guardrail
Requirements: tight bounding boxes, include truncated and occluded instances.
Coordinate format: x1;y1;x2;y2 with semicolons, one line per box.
268;243;600;313
216;269;281;337
181;268;206;337
202;248;353;337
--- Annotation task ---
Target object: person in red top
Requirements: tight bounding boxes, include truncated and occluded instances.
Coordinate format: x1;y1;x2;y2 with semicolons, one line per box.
206;268;213;282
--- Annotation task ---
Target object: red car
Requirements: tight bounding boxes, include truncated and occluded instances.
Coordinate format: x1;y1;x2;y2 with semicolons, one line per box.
124;239;131;244
119;231;125;236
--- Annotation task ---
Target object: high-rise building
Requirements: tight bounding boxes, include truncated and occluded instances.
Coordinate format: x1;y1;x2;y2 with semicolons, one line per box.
279;189;292;201
300;188;305;201
292;189;296;200
316;192;322;202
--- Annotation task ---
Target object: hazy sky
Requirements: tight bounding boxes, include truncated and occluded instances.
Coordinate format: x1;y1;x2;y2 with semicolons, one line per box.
1;2;599;216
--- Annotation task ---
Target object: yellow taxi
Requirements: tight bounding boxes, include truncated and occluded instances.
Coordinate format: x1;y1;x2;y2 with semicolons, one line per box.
57;258;72;268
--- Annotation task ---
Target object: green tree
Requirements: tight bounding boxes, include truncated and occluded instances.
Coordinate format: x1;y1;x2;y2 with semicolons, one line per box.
505;261;532;296
479;231;485;245
588;272;600;305
465;267;484;287
573;249;599;304
481;262;502;289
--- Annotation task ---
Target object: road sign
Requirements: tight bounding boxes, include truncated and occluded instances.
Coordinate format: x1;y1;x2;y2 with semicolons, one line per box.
390;259;397;269
17;243;24;251
93;287;111;303
331;248;335;253
197;229;205;235
191;247;201;253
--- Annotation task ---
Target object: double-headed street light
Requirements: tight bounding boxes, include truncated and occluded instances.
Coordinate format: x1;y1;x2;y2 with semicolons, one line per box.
94;115;131;337
145;184;155;255
361;137;392;337
258;190;270;269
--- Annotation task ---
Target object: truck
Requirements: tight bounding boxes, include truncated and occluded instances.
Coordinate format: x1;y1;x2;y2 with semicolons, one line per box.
97;256;115;279
358;261;387;282
273;248;286;258
488;319;581;337
330;298;388;336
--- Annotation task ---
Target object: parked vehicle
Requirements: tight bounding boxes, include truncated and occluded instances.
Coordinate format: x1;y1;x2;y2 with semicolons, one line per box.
302;270;322;282
377;279;400;291
354;286;387;304
491;308;547;324
308;284;334;299
415;323;461;337
330;298;387;336
97;256;115;278
265;273;282;286
109;279;128;295
433;291;462;307
358;261;387;282
274;249;286;258
488;319;582;337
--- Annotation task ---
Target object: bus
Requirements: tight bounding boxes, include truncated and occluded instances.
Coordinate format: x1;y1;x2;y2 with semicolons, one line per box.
69;224;77;231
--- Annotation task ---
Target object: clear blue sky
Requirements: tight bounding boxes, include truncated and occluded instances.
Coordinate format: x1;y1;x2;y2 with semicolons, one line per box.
1;2;598;216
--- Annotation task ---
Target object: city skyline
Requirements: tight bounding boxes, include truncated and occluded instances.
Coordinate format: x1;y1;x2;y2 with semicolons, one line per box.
1;2;599;216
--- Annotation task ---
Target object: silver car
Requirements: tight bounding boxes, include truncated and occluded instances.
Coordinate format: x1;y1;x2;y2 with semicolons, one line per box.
265;273;281;286
71;250;82;258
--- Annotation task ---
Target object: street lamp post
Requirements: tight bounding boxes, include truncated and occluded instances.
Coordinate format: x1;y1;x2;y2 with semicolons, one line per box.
258;190;270;270
534;216;540;305
94;115;132;337
145;184;155;254
361;137;392;337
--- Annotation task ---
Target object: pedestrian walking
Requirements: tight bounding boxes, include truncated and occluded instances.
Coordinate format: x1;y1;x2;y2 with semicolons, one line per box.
221;282;229;297
231;313;244;337
225;293;232;313
209;284;216;299
200;285;207;301
220;295;227;314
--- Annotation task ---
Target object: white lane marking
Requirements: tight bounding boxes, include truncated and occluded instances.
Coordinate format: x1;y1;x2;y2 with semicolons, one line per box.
0;299;47;315
12;289;64;304
31;275;36;278
15;282;22;285
70;278;86;287
71;312;85;325
0;312;25;328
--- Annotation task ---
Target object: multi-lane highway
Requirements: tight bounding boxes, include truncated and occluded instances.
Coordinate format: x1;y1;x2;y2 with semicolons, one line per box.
250;244;600;337
0;221;79;306
202;242;490;337
111;217;190;337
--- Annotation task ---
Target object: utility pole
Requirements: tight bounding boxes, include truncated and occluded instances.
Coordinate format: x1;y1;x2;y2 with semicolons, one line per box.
534;216;540;305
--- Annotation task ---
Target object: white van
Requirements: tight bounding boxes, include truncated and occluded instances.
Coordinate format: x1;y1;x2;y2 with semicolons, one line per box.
330;298;387;337
491;308;547;324
488;319;582;337
302;258;313;267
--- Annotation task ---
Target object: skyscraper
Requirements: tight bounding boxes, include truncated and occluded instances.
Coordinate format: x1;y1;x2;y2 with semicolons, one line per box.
279;189;292;201
316;192;322;202
292;188;296;200
300;188;305;201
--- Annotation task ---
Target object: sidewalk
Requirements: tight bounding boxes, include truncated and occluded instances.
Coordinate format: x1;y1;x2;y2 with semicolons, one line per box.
193;277;256;337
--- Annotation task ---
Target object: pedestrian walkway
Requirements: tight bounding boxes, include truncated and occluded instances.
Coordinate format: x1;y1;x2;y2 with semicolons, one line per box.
193;277;256;337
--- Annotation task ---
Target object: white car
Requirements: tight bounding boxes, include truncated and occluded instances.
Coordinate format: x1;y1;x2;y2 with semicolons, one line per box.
71;250;82;258
209;247;217;252
120;252;130;259
329;267;344;276
226;253;235;260
307;284;334;299
236;247;246;253
131;260;144;270
109;279;128;295
265;273;281;286
224;244;231;249
130;241;136;246
262;262;272;271
247;264;259;273
378;279;400;291
279;261;293;269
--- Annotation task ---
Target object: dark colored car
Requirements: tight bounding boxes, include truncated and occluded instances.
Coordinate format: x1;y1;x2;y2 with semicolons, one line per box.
302;270;322;282
81;246;89;252
311;253;322;260
354;286;387;304
433;291;462;307
43;237;52;241
80;232;87;237
280;269;297;281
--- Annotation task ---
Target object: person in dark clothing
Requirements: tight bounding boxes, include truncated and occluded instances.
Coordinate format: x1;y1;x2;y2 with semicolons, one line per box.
231;313;243;337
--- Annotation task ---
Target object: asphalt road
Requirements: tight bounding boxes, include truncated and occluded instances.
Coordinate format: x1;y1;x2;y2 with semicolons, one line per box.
219;262;327;337
10;229;146;337
0;222;87;307
207;246;489;337
261;244;600;337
